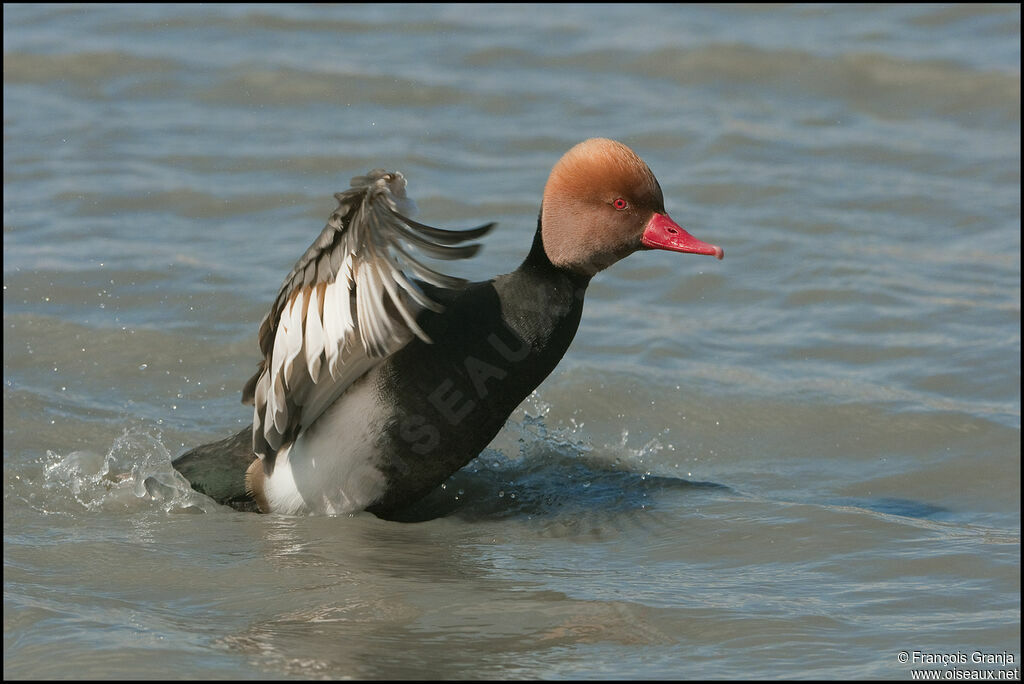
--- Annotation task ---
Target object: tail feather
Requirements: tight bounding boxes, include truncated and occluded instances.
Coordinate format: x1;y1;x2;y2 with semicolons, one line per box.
172;426;261;512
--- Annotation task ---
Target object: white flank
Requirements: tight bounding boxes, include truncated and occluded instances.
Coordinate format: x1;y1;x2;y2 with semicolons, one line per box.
262;370;388;515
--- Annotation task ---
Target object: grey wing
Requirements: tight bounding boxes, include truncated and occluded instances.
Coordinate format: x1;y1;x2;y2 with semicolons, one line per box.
241;170;494;467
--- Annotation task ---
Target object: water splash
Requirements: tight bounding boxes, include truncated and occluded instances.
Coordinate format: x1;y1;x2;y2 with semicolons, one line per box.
391;395;727;522
40;427;220;514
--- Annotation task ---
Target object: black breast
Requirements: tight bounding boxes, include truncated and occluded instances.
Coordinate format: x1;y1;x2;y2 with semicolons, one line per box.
367;225;590;516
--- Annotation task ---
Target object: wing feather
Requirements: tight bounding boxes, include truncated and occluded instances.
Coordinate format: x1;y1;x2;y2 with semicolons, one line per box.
321;278;343;377
281;290;305;390
373;254;429;343
303;283;325;380
244;169;494;468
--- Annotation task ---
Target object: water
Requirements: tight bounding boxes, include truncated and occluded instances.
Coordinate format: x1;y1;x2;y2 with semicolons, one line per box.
3;4;1020;679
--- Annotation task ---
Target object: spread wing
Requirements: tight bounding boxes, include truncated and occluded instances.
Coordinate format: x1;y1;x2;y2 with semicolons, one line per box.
241;169;494;468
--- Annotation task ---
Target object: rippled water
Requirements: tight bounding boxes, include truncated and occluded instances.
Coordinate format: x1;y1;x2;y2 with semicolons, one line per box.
4;4;1020;680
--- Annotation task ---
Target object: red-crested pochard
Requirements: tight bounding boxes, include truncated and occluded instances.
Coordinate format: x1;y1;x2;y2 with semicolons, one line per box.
172;138;723;516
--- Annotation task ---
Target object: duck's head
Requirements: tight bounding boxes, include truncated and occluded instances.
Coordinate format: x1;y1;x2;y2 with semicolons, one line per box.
541;138;723;277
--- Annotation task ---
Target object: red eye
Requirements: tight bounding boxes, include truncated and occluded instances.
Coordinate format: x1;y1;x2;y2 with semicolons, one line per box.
612;198;628;210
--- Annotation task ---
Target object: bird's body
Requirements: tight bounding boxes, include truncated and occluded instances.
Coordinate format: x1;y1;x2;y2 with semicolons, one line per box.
172;139;722;516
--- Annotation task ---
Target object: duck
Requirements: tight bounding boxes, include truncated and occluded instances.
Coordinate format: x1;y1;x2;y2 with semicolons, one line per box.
171;138;723;517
